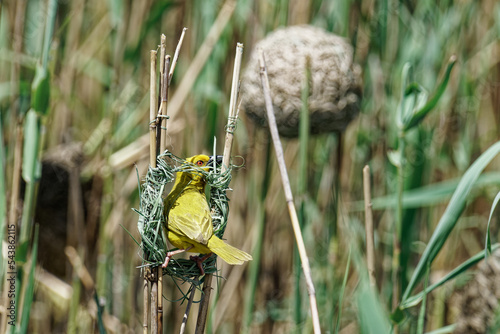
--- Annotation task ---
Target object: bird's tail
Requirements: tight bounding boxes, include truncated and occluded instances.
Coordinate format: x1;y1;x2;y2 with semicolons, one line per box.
207;235;252;265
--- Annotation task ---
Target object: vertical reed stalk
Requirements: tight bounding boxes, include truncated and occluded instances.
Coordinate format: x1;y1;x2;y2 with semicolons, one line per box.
363;165;376;287
392;133;406;334
258;49;321;334
150;50;158;168
159;34;167;154
169;28;187;85
196;42;243;334
145;49;158;334
160;55;170;154
393;135;405;307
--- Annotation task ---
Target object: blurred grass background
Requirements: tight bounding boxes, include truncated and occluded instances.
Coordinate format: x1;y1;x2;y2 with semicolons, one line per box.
1;0;500;333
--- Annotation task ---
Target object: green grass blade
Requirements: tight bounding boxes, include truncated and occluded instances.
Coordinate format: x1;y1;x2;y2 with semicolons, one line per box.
485;191;500;257
334;249;351;334
31;65;50;115
41;0;57;69
357;281;391;334
402;141;500;302
417;265;430;334
424;324;456;334
21;110;41;183
403;56;457;131
19;225;39;333
94;292;107;334
351;172;500;211
401;243;500;309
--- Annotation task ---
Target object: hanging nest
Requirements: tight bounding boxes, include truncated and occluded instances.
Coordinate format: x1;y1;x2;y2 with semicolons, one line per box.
453;248;500;334
135;151;231;287
241;25;362;137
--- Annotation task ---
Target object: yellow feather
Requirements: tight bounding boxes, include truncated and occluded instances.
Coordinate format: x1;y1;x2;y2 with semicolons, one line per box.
163;154;252;266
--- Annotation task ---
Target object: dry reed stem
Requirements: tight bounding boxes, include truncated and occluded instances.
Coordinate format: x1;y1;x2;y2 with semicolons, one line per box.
222;43;243;170
363;165;376;288
195;274;213;334
159;34;167;154
158;267;163;333
158;37;169;334
195;42;243;334
160;34;166;82
150;50;158;168
169;27;187;84
147;49;158;334
151;274;158;334
160;55;170;154
258;49;321;334
65;246;95;290
143;278;148;334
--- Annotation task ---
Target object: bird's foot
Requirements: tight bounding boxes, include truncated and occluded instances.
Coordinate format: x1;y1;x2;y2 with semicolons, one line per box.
162;253;173;268
162;246;193;268
189;253;213;275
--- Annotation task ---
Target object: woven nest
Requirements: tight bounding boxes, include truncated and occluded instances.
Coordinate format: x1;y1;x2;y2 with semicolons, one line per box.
241;25;362;137
135;151;231;288
453;248;500;334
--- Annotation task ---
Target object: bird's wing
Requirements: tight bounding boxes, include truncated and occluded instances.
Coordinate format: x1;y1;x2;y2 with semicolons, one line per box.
167;190;213;245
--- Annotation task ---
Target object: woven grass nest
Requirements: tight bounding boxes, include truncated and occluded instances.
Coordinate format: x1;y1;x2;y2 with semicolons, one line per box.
136;151;231;287
241;25;362;137
453;248;500;334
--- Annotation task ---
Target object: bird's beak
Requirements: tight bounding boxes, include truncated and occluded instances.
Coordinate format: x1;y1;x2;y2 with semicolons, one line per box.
207;155;223;167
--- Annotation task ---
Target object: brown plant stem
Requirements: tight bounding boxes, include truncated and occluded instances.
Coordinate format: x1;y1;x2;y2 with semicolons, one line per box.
147;49;158;334
363;165;376;288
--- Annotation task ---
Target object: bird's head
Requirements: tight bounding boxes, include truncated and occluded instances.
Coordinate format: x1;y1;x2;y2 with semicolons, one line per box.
184;154;223;183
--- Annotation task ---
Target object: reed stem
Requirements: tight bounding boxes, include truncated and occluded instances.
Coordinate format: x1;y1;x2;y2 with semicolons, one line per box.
363;165;376;288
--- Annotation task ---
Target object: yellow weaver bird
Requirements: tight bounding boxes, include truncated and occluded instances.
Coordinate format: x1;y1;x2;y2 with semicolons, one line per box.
162;154;252;273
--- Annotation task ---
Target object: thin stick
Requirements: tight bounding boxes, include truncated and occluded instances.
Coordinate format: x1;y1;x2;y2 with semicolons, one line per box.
65;246;95;290
160;34;166;84
158;43;170;334
160;55;171;153
144;49;158;334
196;42;243;334
149;49;160;334
143;276;148;334
195;274;213;334
169;27;187;85
158;266;163;334
363;165;376;288
180;279;198;334
151;271;158;334
222;43;243;170
258;49;321;334
150;50;158;168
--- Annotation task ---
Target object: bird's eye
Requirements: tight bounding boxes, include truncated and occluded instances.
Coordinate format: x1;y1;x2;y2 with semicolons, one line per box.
196;160;204;166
